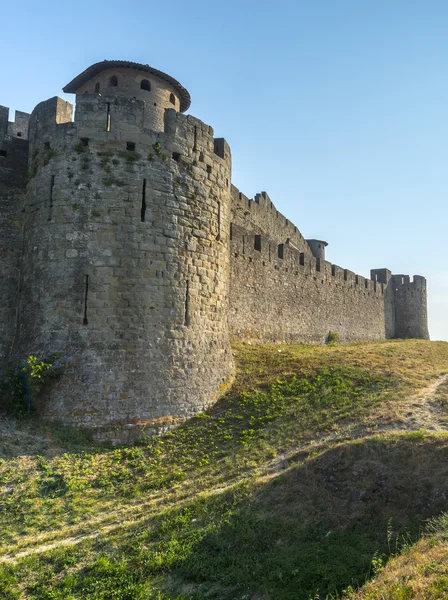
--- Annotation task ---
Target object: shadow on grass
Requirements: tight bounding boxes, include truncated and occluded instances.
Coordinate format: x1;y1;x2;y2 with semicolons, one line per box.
5;435;448;600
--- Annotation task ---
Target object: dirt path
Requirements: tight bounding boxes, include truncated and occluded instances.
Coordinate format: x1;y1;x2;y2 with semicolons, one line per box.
2;375;448;565
390;374;448;432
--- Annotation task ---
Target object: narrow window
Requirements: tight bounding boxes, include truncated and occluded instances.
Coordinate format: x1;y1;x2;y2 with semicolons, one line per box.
242;235;245;255
184;280;190;326
216;202;221;241
230;223;233;240
344;269;348;281
278;244;284;259
254;235;261;251
81;137;89;147
44;141;50;150
48;175;55;221
109;75;118;87
83;275;89;325
141;179;147;222
193;126;198;151
355;275;359;284
316;258;321;272
106;103;111;132
17;132;22;137
365;279;368;289
0;150;6;158
94;82;100;93
207;165;212;175
299;253;305;266
169;93;176;105
126;141;135;151
140;79;151;91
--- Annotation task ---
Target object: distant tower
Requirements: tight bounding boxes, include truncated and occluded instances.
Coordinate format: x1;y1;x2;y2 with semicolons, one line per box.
14;60;234;441
391;275;430;339
371;269;429;340
306;239;328;261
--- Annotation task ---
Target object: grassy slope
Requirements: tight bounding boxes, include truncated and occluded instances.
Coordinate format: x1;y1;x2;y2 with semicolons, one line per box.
1;340;448;599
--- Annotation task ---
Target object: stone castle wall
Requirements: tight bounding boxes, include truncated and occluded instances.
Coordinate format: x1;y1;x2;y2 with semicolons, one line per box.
0;106;29;365
229;189;386;342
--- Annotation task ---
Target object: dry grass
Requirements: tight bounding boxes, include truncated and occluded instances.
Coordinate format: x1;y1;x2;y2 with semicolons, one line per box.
350;539;448;599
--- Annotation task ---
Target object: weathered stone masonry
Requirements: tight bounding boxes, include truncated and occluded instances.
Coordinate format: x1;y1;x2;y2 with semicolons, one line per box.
0;60;429;440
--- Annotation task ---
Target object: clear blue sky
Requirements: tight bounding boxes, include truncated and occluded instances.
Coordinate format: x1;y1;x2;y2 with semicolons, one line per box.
2;0;447;339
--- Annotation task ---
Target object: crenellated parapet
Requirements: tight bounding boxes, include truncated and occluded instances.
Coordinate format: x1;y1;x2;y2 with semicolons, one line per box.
230;185;311;254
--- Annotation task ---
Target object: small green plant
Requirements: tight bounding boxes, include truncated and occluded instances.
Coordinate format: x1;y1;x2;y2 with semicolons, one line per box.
118;150;141;163
153;142;168;162
42;148;57;166
0;354;59;417
103;176;124;187
74;141;87;154
26;162;39;182
326;331;340;345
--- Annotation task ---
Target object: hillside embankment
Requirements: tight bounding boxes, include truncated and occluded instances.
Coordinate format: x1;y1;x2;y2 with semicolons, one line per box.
1;339;448;599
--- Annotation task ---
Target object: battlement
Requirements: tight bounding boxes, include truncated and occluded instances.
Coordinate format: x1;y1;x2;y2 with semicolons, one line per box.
0;105;30;140
230;185;310;254
391;274;427;290
28;97;73;141
230;222;384;297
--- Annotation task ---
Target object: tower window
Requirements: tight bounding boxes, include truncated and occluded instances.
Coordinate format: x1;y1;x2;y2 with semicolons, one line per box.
126;142;136;151
169;93;176;105
140;79;151;91
94;82;100;93
17;132;22;137
109;76;118;87
0;150;7;158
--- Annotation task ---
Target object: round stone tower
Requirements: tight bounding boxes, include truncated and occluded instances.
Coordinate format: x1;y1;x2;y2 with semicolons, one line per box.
15;61;234;441
306;239;328;261
391;274;430;340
